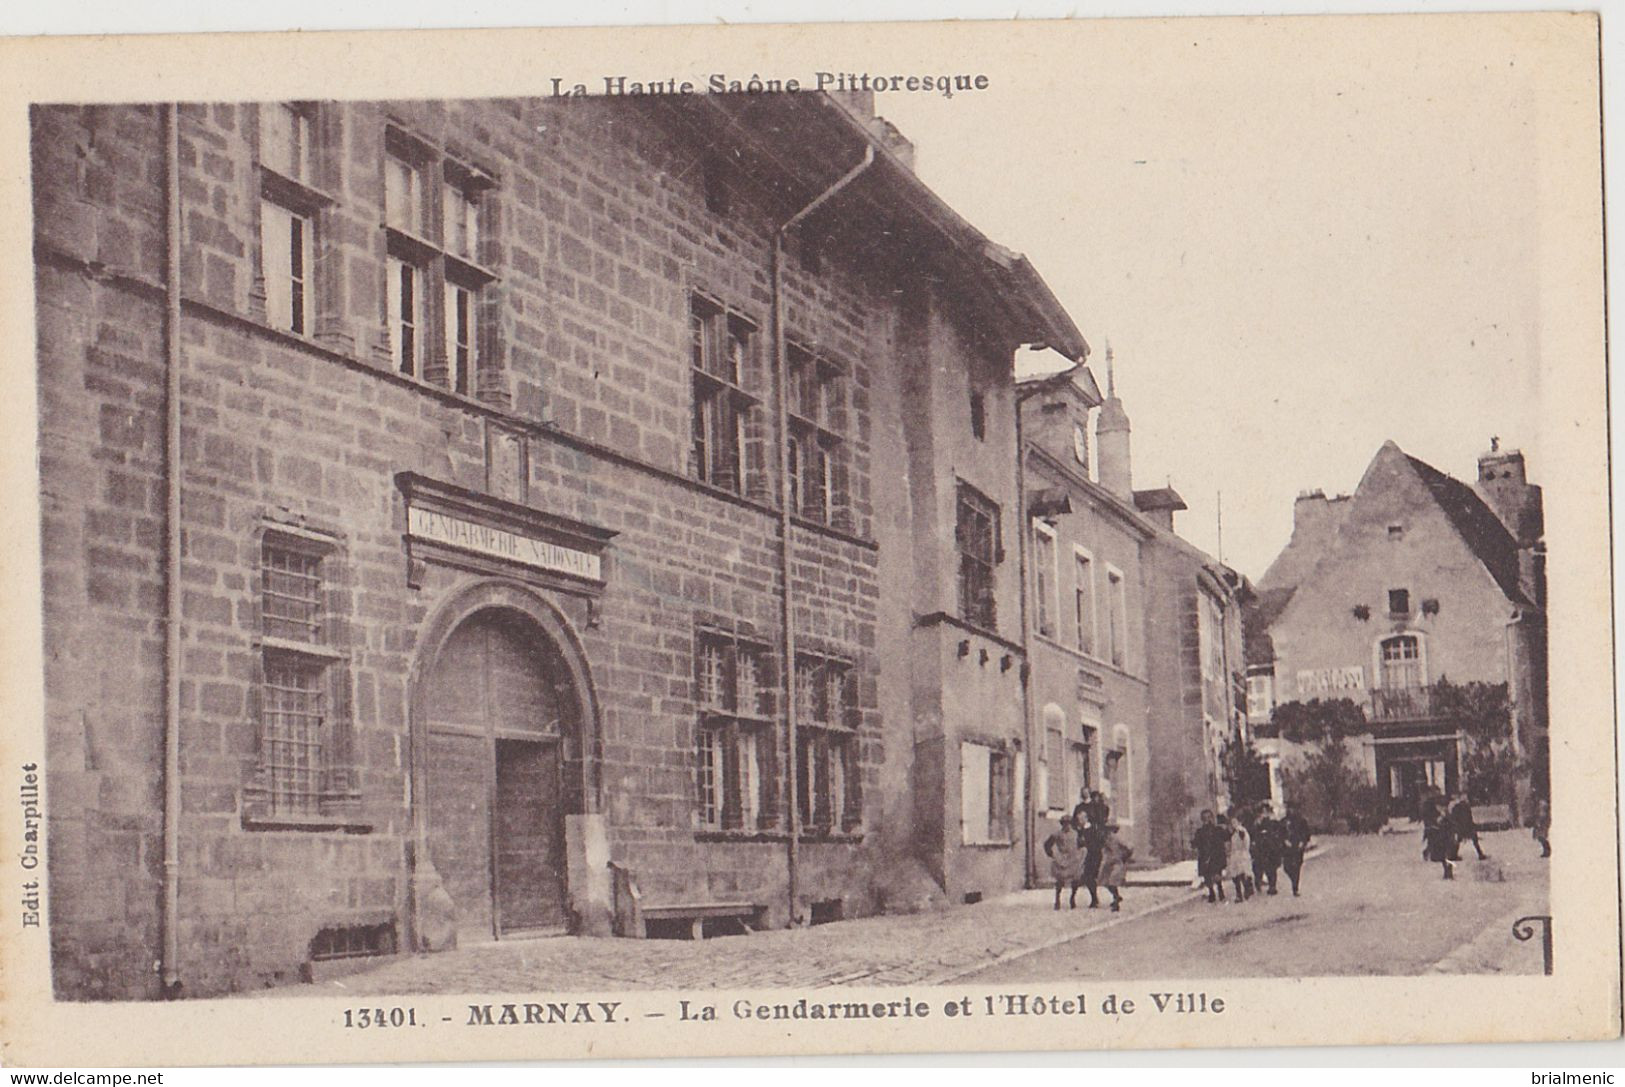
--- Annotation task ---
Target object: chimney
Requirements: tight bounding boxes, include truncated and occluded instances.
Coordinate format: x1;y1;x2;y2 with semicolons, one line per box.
1096;344;1132;498
1476;438;1542;545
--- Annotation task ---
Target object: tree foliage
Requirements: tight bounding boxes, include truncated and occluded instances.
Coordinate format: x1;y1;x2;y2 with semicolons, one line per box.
1431;677;1521;806
1220;736;1272;811
1270;698;1367;745
1279;735;1386;834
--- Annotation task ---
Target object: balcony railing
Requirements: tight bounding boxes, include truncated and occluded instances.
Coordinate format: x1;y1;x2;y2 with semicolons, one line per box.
1369;684;1440;722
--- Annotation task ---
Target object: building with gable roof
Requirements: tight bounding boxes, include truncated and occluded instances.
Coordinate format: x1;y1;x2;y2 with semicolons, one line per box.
1246;439;1547;821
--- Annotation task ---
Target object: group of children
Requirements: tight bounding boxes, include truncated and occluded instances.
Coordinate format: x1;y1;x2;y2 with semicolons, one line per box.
1191;804;1313;904
1042;790;1134;913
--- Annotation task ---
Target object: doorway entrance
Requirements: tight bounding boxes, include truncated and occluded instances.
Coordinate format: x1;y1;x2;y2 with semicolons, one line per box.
1375;737;1457;821
422;607;577;942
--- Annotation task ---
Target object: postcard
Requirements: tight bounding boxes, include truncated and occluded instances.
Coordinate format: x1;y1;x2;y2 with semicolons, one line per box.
0;12;1616;1066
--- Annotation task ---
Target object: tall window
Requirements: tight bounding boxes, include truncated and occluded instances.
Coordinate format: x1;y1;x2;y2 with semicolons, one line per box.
795;654;860;832
690;296;757;494
251;532;356;823
956;483;999;631
1042;705;1066;811
1032;522;1058;638
960;741;1013;844
1106;566;1128;669
383;128;494;393
1198;591;1224;681
1246;671;1275;719
258;103;326;337
695;633;775;831
787;344;845;525
969;390;987;441
1074;549;1095;655
1380;635;1423;689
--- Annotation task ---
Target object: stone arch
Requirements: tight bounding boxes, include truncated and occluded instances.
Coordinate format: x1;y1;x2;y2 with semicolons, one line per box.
405;578;603;948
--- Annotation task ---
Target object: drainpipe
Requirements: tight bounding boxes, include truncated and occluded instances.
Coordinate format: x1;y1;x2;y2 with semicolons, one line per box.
161;102;184;997
772;144;873;927
1012;385;1039;887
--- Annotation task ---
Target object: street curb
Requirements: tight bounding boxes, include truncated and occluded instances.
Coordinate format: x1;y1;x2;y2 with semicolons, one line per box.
926;842;1338;984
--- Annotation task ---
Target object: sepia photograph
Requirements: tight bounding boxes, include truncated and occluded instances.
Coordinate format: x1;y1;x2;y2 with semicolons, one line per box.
0;10;1617;1066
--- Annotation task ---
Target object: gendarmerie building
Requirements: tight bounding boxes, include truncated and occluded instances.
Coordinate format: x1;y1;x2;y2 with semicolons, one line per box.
32;91;1086;998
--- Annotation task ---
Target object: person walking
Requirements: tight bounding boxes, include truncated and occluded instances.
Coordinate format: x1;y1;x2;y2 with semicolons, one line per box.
1280;805;1312;896
1227;814;1255;902
1250;804;1284;896
1424;803;1458;879
1192;810;1229;904
1449;793;1487;860
1044;815;1087;910
1097;823;1132;912
1078;816;1106;908
1532;796;1551;858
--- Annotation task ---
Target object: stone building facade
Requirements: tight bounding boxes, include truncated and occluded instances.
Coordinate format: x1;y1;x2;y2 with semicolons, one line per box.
1017;360;1153;862
1016;353;1244;864
1247;440;1548;819
32;92;1084;998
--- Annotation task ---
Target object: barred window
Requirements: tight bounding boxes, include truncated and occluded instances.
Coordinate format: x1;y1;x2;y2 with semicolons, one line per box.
262;545;323;642
248;532;359;826
262;654;326;817
694;632;775;832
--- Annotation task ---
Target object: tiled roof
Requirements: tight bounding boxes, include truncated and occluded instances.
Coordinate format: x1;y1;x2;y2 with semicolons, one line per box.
1404;454;1530;607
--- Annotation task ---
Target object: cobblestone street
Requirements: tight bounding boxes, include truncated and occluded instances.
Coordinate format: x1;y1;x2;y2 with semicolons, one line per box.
963;827;1551;983
277;882;1195;996
263;828;1548;998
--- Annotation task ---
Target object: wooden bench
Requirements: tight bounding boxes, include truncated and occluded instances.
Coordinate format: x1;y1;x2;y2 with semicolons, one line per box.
641;902;762;940
610;862;763;939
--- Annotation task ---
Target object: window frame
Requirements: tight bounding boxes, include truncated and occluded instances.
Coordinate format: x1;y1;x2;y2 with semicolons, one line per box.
955;482;1001;632
689;294;760;495
794;652;861;835
381;125;498;395
1105;562;1128;671
1032;520;1059;639
694;631;778;834
1073;545;1097;657
786;342;846;526
256;102;333;340
245;527;363;830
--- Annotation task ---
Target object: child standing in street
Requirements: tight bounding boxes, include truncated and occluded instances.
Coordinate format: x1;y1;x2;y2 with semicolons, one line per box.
1192;809;1228;904
1228;814;1255;902
1097;823;1132;912
1044;815;1086;910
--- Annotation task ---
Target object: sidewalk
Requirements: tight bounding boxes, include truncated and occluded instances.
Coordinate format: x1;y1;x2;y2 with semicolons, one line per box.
265;880;1194;997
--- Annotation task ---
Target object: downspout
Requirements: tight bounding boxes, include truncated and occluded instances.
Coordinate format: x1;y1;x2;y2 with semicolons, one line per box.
772;144;873;927
1012;385;1039;887
161;102;183;997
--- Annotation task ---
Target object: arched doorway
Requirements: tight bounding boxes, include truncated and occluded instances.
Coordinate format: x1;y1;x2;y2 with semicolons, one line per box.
421;605;583;942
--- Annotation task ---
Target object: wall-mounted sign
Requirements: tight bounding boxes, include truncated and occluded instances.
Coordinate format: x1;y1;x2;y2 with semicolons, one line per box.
408;506;602;581
1296;666;1365;694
